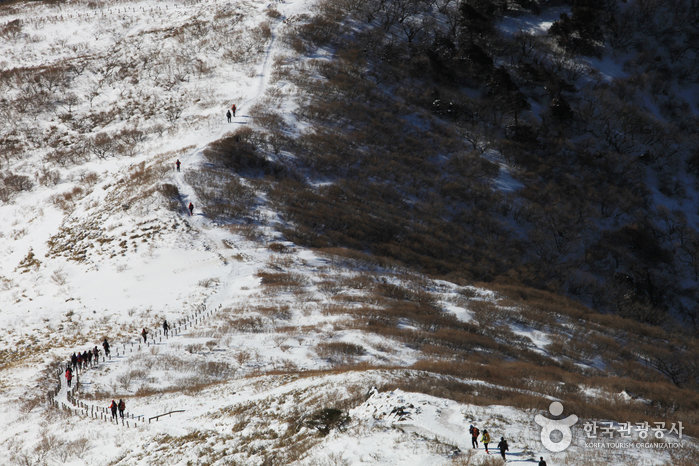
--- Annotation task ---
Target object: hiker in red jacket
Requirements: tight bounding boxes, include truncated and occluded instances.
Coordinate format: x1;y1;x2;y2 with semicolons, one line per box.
469;425;480;449
65;367;73;387
109;400;118;419
231;104;236;117
188;202;194;215
176;159;181;172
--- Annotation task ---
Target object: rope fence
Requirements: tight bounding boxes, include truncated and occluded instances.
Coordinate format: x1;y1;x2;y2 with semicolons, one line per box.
46;303;220;428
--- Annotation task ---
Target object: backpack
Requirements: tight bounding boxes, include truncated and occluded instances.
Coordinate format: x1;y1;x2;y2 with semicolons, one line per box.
118;401;125;410
473;428;480;437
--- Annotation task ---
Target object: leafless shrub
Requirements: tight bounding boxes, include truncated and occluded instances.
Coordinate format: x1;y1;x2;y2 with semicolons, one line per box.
266;9;282;19
116;372;133;391
258;271;309;292
35;167;60;187
198;278;219;288
0;19;23;41
67;436;91;460
50;268;67;286
19;395;42;414
86;132;114;159
256;304;293;321
2;172;33;199
198;361;233;378
268;242;291;253
186;343;205;354
314;341;366;366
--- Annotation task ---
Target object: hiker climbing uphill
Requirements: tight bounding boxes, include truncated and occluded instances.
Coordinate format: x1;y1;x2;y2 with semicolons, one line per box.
141;328;148;343
109;400;118;420
469;425;479;449
231;103;236;117
176;159;181;172
65;367;73;388
497;437;509;461
188;202;194;215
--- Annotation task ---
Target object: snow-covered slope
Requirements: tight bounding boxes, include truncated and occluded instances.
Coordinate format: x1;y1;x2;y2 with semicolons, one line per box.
0;1;696;465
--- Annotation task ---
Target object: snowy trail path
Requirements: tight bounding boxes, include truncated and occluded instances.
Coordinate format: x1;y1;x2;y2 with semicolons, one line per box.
50;305;217;426
170;10;284;233
48;14;289;418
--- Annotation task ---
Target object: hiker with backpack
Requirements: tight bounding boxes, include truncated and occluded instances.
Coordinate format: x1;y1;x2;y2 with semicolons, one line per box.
188;202;194;215
65;367;73;388
497;437;509;461
176;159;181;172
141;328;148;343
109;400;118;420
469;425;480;449
226;109;231;122
231;104;236;117
482;429;491;453
118;399;126;419
163;319;170;337
103;338;110;358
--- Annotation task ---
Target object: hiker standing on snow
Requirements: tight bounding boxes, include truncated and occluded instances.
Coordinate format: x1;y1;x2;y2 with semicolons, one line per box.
71;352;78;371
103;338;110;358
226;109;231;122
163;320;170;337
231;104;236;117
482;429;491;453
109;400;118;420
141;328;148;343
497;437;509;461
188;202;194;215
539;457;547;466
65;367;73;388
176;159;181;172
118;399;126;419
93;346;100;366
469;425;479;449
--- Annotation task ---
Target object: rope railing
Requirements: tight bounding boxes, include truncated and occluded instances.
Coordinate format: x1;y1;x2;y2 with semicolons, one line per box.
149;410;186;424
46;303;222;428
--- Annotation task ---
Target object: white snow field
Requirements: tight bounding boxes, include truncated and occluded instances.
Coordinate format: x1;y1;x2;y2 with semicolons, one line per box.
0;0;695;465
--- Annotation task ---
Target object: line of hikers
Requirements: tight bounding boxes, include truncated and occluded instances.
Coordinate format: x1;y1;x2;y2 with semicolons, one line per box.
63;321;171;421
65;338;111;387
226;103;236;122
65;320;170;385
468;424;547;465
141;320;170;343
109;399;127;420
469;424;510;461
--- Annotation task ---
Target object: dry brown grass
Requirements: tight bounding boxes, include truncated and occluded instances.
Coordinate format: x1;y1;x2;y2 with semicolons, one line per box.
257;271;309;292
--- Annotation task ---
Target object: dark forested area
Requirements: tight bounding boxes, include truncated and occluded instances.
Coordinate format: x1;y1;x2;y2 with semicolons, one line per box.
195;0;699;333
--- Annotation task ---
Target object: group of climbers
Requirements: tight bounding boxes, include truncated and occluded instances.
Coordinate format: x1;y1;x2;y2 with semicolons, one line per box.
469;424;512;461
